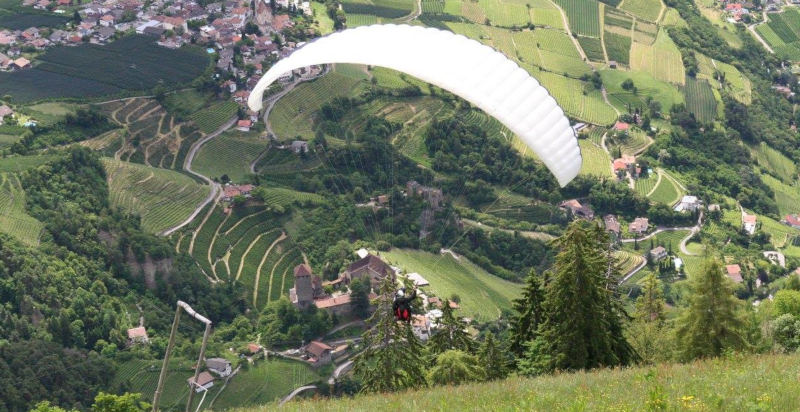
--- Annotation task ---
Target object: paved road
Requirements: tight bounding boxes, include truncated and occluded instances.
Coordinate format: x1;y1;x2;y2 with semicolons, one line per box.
328;360;354;385
279;385;317;406
160;116;237;236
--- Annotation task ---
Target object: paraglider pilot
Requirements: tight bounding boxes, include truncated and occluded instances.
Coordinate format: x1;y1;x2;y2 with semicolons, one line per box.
393;288;417;322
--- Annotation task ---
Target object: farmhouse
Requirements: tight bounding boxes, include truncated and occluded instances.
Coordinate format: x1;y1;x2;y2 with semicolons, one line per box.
726;264;743;283
343;254;394;289
304;341;333;366
126;326;149;345
559;199;594;220
742;213;757;235
187;371;214;392
206;358;232;377
222;184;254;201
11;57;31;70
604;214;620;236
613;121;629;132
236;119;252;131
674;195;701;212
629;217;649;235
314;294;352;316
650;246;667;262
785;214;800;229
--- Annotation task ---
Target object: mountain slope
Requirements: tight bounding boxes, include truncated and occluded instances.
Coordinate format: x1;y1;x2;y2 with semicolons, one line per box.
249;352;799;411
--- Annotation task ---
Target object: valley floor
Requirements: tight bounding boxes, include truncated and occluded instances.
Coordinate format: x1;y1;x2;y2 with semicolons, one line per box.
242;352;800;411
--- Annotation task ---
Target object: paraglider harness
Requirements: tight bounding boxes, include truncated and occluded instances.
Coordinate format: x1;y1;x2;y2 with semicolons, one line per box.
392;288;417;322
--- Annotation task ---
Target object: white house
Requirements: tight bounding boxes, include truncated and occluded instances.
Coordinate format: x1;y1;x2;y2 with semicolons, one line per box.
674;195;700;212
742;213;757;235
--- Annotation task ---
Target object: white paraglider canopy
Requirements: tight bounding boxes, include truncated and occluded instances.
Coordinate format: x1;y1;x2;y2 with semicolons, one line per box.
248;24;581;187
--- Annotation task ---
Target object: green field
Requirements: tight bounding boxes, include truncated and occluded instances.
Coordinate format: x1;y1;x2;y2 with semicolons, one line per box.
529;0;564;29
634;175;657;197
599;69;684;114
0;172;44;246
554;0;600;37
649;172;681;205
607;128;650;156
382;248;521;321
629;29;685;85
0;154;60;173
269;66;368;141
534;71;617;125
21;102;81;126
342;0;415;18
683;77;717;124
271;353;800;411
615;250;644;275
0;35;209;103
103;158;210;234
192;130;270;183
619;0;662;22
189;101;239;134
752;142;796;183
258;187;325;208
577;35;605;62
578;140;612;177
478;0;530;27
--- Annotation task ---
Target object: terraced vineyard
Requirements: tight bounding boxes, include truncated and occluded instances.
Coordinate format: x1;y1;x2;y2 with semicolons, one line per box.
695;53;751;104
760;172;800;217
103;158;210;234
615;250;644;275
186;205;304;307
0;172;44;246
189;100;238;133
607;128;650;155
269;66;369;140
683;77;717;124
96;97;205;170
554;0;600;37
192;130;270;183
534;71;617;125
578;140;612;177
258;187;325;208
634;175;658;197
341;0;415;18
604;31;631;65
752;142;796;183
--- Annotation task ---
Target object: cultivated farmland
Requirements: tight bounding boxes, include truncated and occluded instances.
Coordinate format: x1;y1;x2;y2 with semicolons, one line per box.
554;0;601;37
599;69;684;114
189;101;239;133
604;31;631;65
535;71;617;125
648;173;681;205
0;172;44;246
103;158;211;234
752;142;796;183
683;76;717;124
192;130;270;183
619;0;662;22
578;140;612;177
577;35;605;61
629;29;685;84
382;248;521;321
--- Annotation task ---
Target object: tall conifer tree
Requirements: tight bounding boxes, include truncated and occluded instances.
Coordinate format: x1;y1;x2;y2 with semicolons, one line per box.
509;269;545;356
353;276;426;393
428;302;474;356
521;221;635;374
675;260;746;361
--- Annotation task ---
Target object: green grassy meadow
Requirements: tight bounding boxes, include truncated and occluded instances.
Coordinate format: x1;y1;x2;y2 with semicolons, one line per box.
381;248;521;321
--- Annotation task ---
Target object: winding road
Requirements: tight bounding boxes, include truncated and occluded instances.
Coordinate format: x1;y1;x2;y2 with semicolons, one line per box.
160;116;237;236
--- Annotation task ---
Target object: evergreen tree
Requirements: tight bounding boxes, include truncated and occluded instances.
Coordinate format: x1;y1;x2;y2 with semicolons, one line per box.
508;269;544;356
428;302;474;356
349;278;370;318
479;332;509;380
427;350;484;386
520;222;635;375
353;276;426;393
635;274;665;322
675;260;747;361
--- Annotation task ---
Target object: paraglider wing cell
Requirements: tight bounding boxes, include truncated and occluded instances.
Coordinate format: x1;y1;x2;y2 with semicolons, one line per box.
248;24;582;187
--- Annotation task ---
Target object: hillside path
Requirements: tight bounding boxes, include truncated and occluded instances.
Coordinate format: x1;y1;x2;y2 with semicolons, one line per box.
748;23;774;53
280;385;317;406
159;116;237;236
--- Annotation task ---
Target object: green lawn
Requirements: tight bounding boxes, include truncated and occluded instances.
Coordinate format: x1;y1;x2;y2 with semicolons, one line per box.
103;158;211;233
192;130;270;183
599;69;684;114
0;154;60;172
649;172;681;205
381;248;521;321
266;353;800;411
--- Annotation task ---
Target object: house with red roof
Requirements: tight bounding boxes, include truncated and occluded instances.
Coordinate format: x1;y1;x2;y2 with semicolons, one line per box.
237;119;252;131
614;121;630;132
785;214;800;229
726;264;743;283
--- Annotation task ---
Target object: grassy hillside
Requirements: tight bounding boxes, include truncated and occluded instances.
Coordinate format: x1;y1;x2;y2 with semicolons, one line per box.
0;172;44;246
242;352;800;411
103;158;210;234
381;248;521;321
192;130;270;183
